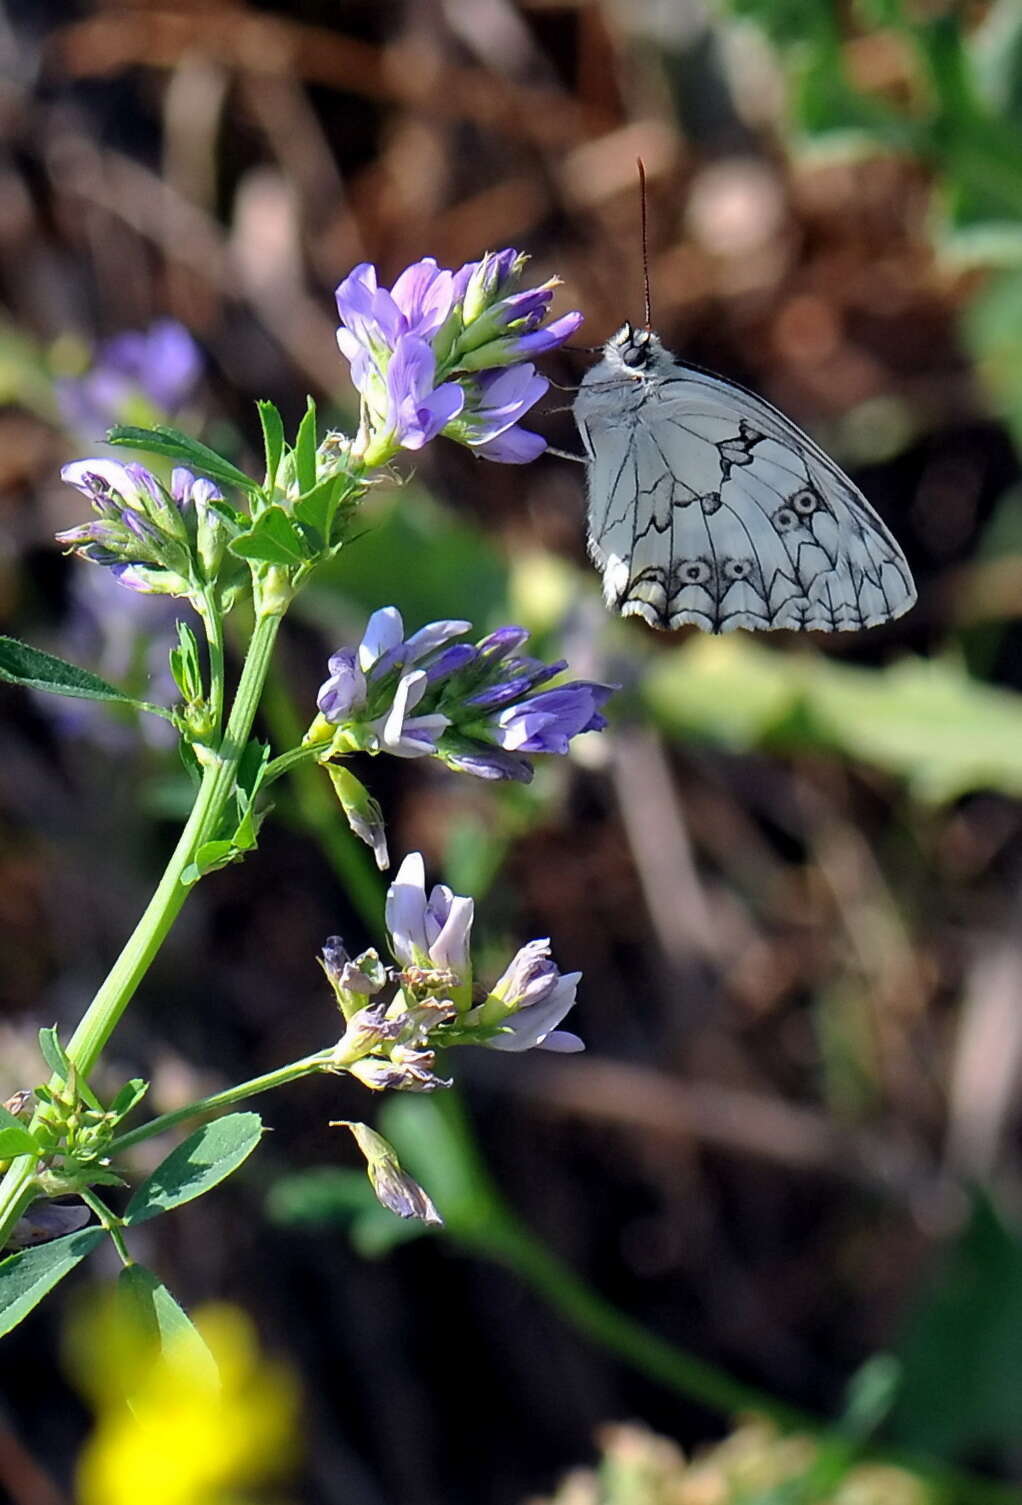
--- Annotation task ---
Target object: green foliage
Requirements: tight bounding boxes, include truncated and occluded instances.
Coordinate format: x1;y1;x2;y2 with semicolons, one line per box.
0;1105;37;1160
106;423;261;496
117;1264;217;1381
257;398;285;492
643;637;1022;802
891;1194;1022;1458
37;1026;72;1084
0;1228;105;1336
0;636;145;708
123;1112;263;1226
293;396;319;493
230;505;308;567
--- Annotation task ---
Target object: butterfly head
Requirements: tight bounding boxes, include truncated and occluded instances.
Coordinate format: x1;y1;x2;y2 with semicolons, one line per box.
603;323;670;379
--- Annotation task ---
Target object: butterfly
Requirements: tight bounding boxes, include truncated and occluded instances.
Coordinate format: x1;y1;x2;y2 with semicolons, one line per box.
572;322;917;633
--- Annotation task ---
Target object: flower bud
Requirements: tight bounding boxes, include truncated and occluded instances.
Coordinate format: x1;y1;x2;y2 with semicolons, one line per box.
333;1120;442;1225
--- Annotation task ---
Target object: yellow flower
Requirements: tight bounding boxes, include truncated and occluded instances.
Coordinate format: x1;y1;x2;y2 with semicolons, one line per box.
70;1298;299;1505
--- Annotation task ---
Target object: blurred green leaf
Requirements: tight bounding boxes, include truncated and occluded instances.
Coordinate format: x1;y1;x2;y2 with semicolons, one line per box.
962;267;1022;448
266;1166;429;1257
891;1194;1022;1457
117;1264;218;1382
123;1113;262;1225
644;637;1022;801
0;1228;105;1337
299;490;507;634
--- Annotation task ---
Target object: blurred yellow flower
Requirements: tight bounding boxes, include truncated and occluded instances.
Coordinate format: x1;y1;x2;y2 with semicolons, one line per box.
69;1296;300;1505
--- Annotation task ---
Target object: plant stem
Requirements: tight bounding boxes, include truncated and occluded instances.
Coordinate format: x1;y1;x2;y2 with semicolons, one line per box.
79;1188;133;1267
198;592;226;733
0;611;283;1251
108;1051;333;1156
258;663;384;932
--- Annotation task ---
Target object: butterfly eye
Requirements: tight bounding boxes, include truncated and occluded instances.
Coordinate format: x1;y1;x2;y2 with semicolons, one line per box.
791;488;819;516
622;345;648;369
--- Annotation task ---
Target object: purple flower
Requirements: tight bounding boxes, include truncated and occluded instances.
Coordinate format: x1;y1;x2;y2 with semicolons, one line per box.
446;364;549;464
491;683;613;755
311;610;615;780
380;336;464;453
482;938;584;1053
56;319;202;436
335;259;457;369
374;670;450;758
56;458;193;594
317;647;368;721
385;852;474;980
335;251;581;466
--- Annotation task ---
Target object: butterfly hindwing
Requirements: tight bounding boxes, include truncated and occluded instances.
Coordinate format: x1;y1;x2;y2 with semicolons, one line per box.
574;329;916;633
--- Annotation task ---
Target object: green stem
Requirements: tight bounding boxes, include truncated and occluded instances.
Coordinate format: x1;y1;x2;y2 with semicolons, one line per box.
262;742;321;785
198;592;226;733
79;1187;133;1268
108;1050;333;1156
259;663;384;932
0;611;284;1251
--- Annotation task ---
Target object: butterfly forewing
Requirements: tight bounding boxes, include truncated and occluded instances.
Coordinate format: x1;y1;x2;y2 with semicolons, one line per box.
574;329;916;634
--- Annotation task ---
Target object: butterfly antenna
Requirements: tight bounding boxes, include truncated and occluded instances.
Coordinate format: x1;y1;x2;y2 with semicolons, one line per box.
637;156;653;330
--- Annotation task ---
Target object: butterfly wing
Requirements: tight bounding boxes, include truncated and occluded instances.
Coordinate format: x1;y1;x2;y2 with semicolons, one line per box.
574;360;916;633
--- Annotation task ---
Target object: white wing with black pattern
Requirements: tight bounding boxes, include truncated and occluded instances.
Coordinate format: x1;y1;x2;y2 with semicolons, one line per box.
573;325;916;633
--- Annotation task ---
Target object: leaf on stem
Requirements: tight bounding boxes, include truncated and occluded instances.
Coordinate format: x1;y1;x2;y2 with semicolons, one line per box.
293;396;318;494
106;424;261;497
0;1104;37;1159
0;637;143;707
230;506;308;567
0;1227;105;1337
123;1112;263;1225
257;399;286;493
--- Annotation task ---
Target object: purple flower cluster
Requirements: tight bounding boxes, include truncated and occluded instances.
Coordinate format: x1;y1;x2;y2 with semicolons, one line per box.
380;853;583;1053
312;608;613;782
57;458;236;599
56;319;202;437
334;252;582;465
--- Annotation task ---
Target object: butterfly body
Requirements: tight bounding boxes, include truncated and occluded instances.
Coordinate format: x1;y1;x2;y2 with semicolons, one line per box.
574;324;916;633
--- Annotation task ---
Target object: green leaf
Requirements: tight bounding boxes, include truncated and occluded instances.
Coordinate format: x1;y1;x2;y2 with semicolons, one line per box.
293;475;346;549
37;1026;70;1083
106;425;260;496
0;1104;37;1159
117;1265;218;1382
0;637;139;706
891;1193;1022;1457
180;839;238;884
293;397;318;494
236;739;270;804
0;1227;105;1336
109;1078;148;1122
257;399;285;493
229;506;307;567
123;1112;263;1226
